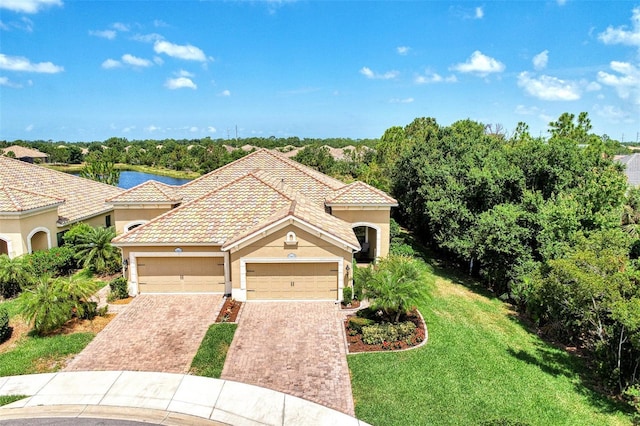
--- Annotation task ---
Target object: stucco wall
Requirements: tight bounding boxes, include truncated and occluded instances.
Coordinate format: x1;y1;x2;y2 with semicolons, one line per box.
0;208;59;257
230;224;353;301
330;207;391;258
113;206;172;234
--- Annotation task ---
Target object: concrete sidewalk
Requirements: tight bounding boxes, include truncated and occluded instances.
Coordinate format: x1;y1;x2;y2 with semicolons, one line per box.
0;371;369;426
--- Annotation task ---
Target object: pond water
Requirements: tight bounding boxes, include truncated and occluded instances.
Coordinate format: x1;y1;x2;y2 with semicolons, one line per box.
117;171;192;189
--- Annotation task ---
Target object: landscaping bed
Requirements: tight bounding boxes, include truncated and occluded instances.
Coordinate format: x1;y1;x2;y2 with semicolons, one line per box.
215;298;242;323
345;308;426;353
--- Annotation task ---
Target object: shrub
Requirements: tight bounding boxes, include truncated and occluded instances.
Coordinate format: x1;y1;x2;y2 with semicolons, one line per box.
0;306;10;343
361;321;416;345
0;255;33;299
347;316;375;334
342;286;353;304
390;243;416;257
108;276;129;301
18;275;95;335
28;247;76;277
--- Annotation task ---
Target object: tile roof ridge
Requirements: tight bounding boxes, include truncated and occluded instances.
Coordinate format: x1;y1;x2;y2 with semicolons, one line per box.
148;180;181;200
0;185;64;211
246;169;298;202
178;148;266;189
263;149;345;189
326;179;397;204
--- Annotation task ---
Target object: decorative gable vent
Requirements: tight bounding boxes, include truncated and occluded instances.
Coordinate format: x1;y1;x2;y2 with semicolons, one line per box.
285;231;298;246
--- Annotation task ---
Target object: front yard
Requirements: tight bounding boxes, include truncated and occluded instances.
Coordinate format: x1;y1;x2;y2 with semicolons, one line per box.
348;265;632;425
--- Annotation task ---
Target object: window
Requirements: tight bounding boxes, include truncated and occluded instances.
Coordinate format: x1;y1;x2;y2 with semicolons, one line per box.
105;215;112;227
57;231;66;247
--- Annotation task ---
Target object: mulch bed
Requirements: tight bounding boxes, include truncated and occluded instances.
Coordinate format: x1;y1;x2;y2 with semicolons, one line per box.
216;298;242;323
345;310;426;353
341;300;361;309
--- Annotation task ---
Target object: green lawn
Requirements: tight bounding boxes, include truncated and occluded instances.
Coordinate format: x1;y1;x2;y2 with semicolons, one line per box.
189;323;237;378
0;395;27;406
349;267;632;426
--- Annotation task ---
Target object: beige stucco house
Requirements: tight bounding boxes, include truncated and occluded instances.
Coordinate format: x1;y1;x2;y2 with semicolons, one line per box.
0;156;123;258
111;149;397;302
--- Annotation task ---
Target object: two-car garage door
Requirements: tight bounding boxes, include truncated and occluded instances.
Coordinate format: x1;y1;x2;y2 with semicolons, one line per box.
246;262;338;300
137;257;225;293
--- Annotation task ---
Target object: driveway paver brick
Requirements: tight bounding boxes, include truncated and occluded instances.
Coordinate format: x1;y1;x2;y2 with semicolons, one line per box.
64;294;221;373
220;302;355;416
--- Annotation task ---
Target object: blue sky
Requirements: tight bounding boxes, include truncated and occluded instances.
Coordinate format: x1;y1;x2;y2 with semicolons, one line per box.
0;0;639;142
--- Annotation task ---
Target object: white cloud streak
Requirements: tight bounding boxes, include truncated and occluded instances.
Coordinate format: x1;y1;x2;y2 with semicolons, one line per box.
396;46;410;55
532;50;549;71
451;51;505;76
517;72;581;101
0;0;62;14
154;40;207;61
360;66;399;80
597;61;640;105
101;58;121;69
598;7;640;47
89;29;117;40
0;76;22;88
475;7;484;19
164;77;197;90
0;53;63;73
122;54;152;67
415;71;457;84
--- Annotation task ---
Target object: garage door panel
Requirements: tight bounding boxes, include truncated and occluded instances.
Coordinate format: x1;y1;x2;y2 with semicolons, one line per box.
137;257;225;293
246;262;338;300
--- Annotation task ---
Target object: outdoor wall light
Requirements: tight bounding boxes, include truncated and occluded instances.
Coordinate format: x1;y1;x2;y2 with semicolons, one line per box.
174;247;183;253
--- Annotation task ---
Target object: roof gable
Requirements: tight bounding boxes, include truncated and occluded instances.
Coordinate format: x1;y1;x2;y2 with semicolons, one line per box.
2;145;48;159
0;156;123;225
0;186;64;213
107;180;182;204
326;181;398;206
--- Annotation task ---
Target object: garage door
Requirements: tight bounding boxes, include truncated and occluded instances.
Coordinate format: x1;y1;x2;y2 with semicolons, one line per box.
246;262;338;300
137;257;225;293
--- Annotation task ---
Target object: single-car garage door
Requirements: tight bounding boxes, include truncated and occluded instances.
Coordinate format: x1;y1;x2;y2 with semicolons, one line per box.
137;257;225;293
246;262;338;300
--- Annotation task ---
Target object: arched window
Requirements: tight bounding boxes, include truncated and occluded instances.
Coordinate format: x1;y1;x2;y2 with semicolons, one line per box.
124;220;148;232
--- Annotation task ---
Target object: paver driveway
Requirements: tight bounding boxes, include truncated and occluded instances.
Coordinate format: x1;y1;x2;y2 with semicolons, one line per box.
65;294;222;373
221;302;355;416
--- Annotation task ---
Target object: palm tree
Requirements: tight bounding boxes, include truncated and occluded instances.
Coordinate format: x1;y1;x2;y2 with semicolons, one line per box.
74;226;119;274
0;254;34;299
363;255;432;323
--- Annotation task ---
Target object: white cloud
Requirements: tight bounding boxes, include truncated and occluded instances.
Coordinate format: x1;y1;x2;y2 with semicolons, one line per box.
517;71;581;101
586;81;601;91
532;50;548;71
597;61;640;105
133;33;164;43
25;124;34;132
189;126;198;132
515;104;541;115
0;76;21;88
122;54;152;68
89;29;116;40
451;51;505;76
2;17;34;32
176;69;194;77
360;66;399;80
153;56;164;65
598;7;640;47
390;97;414;104
207;126;217;133
0;53;63;73
101;58;121;69
153;19;169;28
145;125;159;132
0;0;62;14
112;22;130;32
164;77;197;90
556;0;567;6
219;89;231;96
396;46;410;55
154;40;207;61
415;71;457;84
475;7;484;19
594;104;634;123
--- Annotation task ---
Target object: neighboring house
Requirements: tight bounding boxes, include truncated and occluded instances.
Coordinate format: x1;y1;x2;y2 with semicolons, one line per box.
0;156;123;258
615;154;640;186
2;145;50;163
111;149;397;302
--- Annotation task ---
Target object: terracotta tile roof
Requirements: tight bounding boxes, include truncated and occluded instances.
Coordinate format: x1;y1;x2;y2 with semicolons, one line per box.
113;171;359;250
2;145;48;159
0;156;123;226
326;181;398;206
178;149;344;205
107;180;182;204
0;186;64;213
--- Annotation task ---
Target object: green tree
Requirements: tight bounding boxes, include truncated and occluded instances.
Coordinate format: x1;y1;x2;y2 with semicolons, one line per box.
0;255;33;299
362;255;432;323
80;154;120;186
293;145;336;175
74;226;120;274
17;274;95;335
